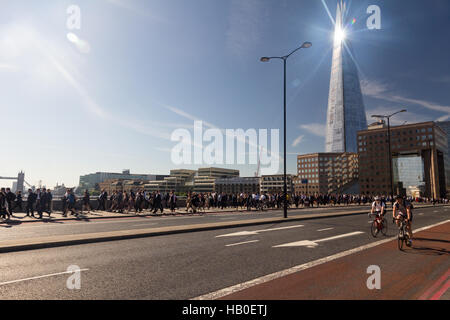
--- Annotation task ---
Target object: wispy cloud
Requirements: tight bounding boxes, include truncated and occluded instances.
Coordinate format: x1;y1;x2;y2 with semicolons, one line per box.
226;0;266;57
366;106;432;126
431;75;450;84
299;123;326;137
104;0;166;23
15;24;173;141
0;63;18;71
164;104;216;129
292;135;305;147
361;79;450;121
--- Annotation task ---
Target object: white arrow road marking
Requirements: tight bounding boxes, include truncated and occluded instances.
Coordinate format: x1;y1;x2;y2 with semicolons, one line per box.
226;240;259;247
215;225;304;238
317;228;334;232
273;231;364;248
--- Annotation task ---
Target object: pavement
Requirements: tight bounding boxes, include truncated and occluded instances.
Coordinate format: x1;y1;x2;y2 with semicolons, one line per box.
0;204;448;299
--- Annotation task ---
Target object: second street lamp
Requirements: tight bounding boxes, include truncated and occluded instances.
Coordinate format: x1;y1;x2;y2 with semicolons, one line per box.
261;41;312;219
372;109;407;207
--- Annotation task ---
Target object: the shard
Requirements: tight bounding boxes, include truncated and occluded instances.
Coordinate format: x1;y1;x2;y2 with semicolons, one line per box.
325;0;367;153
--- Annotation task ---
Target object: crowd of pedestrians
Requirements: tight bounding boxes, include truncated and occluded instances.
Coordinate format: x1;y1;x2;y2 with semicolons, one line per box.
0;187;53;220
0;186;448;220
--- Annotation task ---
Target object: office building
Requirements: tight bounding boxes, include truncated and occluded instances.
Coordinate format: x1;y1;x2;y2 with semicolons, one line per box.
260;175;293;194
296;152;359;195
215;177;260;194
79;170;167;190
358;121;448;198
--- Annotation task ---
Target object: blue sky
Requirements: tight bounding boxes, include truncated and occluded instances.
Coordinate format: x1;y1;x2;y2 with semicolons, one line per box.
1;0;449;187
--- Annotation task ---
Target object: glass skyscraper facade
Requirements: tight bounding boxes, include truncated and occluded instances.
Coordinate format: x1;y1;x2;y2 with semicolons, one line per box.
325;0;367;153
392;155;426;193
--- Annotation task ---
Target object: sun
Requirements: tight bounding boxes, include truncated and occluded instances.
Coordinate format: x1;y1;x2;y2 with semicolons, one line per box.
335;26;346;43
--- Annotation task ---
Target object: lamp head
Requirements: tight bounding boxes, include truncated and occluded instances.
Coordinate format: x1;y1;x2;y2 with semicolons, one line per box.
260;57;270;62
301;42;312;49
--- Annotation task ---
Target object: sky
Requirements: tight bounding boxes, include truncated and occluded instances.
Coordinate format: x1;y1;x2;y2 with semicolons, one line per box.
0;0;449;188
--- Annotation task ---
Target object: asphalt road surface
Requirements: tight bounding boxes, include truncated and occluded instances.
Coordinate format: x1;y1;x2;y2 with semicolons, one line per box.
0;205;448;299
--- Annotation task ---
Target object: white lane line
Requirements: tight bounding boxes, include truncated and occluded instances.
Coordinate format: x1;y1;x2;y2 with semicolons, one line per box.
317;228;334;232
0;269;89;286
216;225;304;238
132;223;157;227
273;231;364;248
193;219;450;300
226;240;260;247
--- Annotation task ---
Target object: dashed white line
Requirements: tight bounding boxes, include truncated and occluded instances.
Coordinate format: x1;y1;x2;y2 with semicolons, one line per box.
317;228;334;232
225;240;260;247
0;269;90;286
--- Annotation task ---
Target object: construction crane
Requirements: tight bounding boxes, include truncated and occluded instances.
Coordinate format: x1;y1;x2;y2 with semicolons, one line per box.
254;147;263;177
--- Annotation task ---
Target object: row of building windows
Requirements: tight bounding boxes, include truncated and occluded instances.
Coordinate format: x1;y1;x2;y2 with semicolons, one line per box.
358;127;433;141
359;141;434;153
298;156;339;163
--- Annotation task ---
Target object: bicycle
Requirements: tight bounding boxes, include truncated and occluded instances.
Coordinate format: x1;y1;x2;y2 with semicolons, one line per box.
370;212;387;237
394;216;411;250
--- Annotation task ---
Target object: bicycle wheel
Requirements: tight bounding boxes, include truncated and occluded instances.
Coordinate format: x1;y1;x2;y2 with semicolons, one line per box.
370;220;379;237
381;218;388;236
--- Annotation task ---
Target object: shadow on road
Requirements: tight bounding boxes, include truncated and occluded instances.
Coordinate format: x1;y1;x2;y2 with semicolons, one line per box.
407;246;449;256
414;237;450;244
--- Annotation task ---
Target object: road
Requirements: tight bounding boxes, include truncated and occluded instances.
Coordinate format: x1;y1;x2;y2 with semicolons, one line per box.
0;205;448;300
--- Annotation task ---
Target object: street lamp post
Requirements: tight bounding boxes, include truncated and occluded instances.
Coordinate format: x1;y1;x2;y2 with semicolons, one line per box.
372;109;407;206
261;41;312;219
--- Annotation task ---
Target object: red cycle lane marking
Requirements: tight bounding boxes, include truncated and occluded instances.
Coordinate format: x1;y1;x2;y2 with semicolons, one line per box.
418;269;450;300
429;280;450;300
